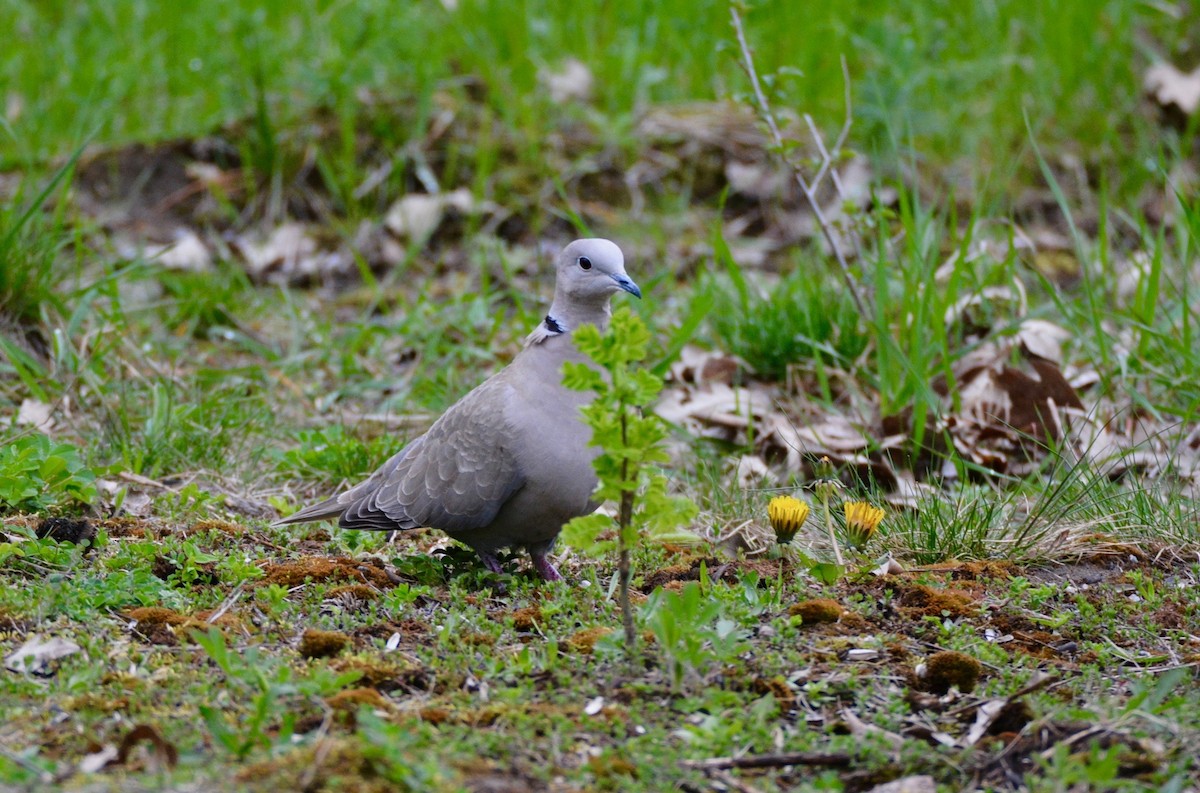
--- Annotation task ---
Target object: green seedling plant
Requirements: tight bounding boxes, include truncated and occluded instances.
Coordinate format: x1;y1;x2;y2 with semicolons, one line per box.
193;627;361;760
561;307;697;649
641;580;749;691
0;433;97;513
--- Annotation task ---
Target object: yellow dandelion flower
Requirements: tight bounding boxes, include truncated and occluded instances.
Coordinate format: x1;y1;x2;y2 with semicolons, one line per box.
768;496;811;544
843;501;885;550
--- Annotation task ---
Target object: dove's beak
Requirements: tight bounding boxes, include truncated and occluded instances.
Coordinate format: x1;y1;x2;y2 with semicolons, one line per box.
612;273;642;299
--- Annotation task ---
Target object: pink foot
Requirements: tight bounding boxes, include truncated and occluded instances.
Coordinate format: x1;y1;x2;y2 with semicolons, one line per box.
531;552;562;582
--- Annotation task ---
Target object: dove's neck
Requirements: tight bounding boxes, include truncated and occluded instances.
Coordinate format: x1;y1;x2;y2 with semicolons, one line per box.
525;295;612;347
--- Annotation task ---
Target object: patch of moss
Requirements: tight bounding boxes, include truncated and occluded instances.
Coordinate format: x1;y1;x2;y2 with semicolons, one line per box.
510;606;542;631
641;562;695;590
262;557;393;588
94;517;152;538
459;701;574;729
125;607;188;627
63;693;129;713
327;584;380;602
99;671;143;691
193;609;247;631
461;631;495;647
299;628;351;659
896;583;978;617
262;558;341;586
125;606;243;639
566;626;612;654
917;650;983;694
752;676;796;708
419;706;453;725
235;738;396;793
588;754;638;779
330;657;429;692
185;519;246;537
919;560;1017;580
789;598;845;625
325;687;390;712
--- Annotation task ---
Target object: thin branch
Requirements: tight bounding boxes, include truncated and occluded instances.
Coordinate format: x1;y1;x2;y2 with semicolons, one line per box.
730;7;870;317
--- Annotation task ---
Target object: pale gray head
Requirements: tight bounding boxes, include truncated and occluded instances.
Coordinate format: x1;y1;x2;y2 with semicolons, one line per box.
554;238;641;305
527;239;640;345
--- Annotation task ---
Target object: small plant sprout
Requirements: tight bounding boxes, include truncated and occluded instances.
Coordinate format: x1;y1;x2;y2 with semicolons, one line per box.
562;307;698;651
843;501;885;550
767;495;810;544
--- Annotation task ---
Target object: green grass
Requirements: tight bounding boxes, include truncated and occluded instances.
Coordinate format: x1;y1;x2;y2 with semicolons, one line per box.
4;0;1192;206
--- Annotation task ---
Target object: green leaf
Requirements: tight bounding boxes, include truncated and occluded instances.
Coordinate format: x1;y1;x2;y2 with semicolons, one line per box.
561;513;615;555
808;563;845;585
561;360;606;393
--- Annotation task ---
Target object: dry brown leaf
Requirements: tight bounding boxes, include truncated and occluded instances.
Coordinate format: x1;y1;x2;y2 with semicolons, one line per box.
236;223;349;285
146;229;212;273
865;776;937;793
943;342;1084;476
78;745;119;774
383;187;477;242
4;635;81;675
735;455;773;489
1016;319;1071;364
538;58;594;104
15;398;54;431
667;345;741;386
766;413;873;472
117;724;179;771
1145;62;1200;116
655;383;773;438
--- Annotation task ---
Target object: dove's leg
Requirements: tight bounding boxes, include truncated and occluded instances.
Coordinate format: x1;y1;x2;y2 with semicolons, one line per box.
530;550;562;582
477;551;505;575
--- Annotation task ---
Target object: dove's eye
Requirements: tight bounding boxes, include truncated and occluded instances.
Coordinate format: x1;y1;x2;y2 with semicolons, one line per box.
578;256;592;270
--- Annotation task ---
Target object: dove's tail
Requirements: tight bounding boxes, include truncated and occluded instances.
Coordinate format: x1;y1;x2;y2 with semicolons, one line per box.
271;496;345;528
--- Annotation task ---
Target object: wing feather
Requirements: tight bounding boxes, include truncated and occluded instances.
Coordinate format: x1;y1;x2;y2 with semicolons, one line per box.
338;379;524;533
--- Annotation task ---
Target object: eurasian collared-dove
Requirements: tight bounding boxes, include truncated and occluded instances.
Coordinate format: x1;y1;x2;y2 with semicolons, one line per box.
274;239;641;581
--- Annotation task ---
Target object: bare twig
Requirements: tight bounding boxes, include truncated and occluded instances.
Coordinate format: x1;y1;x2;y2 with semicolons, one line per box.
617;413;636;651
711;768;765;793
730;7;870;316
205;584;245;627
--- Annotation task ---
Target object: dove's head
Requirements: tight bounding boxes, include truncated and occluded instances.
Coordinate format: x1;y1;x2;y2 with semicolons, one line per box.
555;239;641;306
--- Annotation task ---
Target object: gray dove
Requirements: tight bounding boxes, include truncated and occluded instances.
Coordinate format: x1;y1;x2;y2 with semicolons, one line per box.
274;239;641;581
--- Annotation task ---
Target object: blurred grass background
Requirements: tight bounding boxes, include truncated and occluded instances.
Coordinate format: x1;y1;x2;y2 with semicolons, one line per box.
4;0;1195;206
